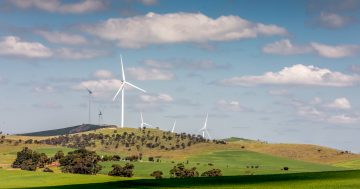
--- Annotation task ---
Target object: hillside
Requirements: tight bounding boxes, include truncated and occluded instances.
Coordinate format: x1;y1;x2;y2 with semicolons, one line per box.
18;124;117;136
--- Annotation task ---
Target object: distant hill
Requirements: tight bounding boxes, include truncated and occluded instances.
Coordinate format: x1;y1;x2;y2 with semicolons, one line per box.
223;137;254;142
18;124;117;136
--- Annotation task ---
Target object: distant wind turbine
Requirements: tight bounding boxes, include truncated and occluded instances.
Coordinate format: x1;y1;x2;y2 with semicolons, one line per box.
199;113;211;139
171;120;176;133
113;55;146;128
85;88;93;124
98;109;103;125
140;112;154;128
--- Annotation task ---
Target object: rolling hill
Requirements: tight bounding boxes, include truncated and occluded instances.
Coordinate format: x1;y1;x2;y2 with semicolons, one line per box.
18;124;117;136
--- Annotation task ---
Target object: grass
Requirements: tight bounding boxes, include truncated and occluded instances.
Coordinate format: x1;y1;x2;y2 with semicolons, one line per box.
98;150;345;178
1;170;360;189
334;159;360;169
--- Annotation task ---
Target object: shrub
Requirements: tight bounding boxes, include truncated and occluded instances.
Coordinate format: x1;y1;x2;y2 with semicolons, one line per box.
54;151;64;160
150;170;163;179
12;147;49;171
43;167;54;173
20;159;37;171
148;157;154;162
201;169;222;177
283;166;289;171
60;149;102;175
108;163;134;177
170;163;199;178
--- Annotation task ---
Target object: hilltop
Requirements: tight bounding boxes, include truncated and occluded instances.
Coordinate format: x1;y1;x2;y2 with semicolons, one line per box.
18;124;117;136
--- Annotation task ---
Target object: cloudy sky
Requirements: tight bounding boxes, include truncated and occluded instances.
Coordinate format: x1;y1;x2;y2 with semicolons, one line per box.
1;0;360;152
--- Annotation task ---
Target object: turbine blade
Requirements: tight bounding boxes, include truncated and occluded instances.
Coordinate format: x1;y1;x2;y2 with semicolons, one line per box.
204;113;208;129
112;84;124;101
120;54;126;81
140;112;143;123
205;129;212;140
171;120;176;132
125;82;146;92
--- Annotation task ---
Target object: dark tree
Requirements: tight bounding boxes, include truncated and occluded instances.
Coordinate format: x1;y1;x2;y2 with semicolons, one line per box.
108;163;134;177
201;169;222;177
59;149;102;175
170;163;199;178
150;170;163;179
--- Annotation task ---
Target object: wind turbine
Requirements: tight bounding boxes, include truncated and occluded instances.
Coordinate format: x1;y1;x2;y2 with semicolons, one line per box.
85;88;93;124
140;112;154;128
113;55;146;128
98;109;103;125
199;113;211;139
171;120;176;133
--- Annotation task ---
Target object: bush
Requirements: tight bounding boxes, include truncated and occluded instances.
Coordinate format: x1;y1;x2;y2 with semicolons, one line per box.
170;163;199;178
43;167;54;173
150;170;163;179
54;151;64;160
201;169;222;177
108;163;134;177
148;157;154;162
12;147;49;171
60;149;102;175
283;166;289;171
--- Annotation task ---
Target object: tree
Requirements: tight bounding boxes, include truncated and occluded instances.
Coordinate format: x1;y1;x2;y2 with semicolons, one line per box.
108;163;134;177
201;169;222;177
43;167;54;173
12;147;49;171
150;170;163;179
54;150;64;160
59;149;102;175
170;163;199;178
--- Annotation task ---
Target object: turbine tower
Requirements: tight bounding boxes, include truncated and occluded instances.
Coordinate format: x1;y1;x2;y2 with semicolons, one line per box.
113;55;146;128
171;120;176;133
140;112;154;128
98;109;103;125
86;88;93;124
199;113;211;139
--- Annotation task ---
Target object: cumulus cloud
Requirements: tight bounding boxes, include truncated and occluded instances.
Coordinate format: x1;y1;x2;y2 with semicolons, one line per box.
93;70;114;79
263;39;360;58
216;99;247;112
314;12;356;29
35;30;87;45
84;12;287;48
9;0;106;14
0;36;52;58
291;97;358;124
55;48;106;60
220;64;360;87
262;39;313;55
310;42;360;58
140;93;173;103
326;97;351;109
127;67;175;80
73;79;122;94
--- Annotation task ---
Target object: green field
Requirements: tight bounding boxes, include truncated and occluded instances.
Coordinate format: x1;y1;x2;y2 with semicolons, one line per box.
99;151;345;178
0;169;359;189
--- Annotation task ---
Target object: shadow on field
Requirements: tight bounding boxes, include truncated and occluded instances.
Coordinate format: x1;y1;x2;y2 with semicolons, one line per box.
20;170;360;189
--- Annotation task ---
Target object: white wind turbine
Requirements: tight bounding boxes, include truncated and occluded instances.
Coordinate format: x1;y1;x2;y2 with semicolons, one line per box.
113;55;146;128
85;88;93;124
199;113;211;139
140;112;154;128
171;120;176;133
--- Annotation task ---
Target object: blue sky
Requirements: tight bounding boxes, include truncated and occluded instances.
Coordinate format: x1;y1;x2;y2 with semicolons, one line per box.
0;0;360;152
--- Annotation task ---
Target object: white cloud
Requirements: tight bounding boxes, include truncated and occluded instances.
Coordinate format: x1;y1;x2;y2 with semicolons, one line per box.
216;99;246;112
310;42;359;58
262;39;312;55
291;98;358;125
220;64;360;87
0;36;52;58
315;12;355;29
327;114;358;124
93;70;114;79
127;67;175;80
35;30;87;45
140;93;173;103
73;79;122;93
84;12;287;48
263;39;360;58
55;48;106;60
142;59;229;70
33;86;55;93
327;97;351;109
10;0;106;14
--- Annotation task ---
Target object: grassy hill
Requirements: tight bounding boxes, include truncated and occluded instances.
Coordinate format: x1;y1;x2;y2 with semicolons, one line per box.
18;124;117;136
